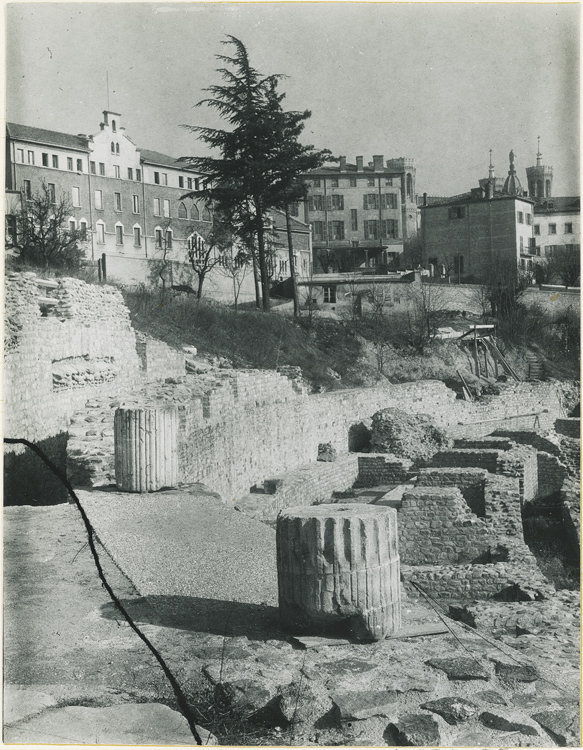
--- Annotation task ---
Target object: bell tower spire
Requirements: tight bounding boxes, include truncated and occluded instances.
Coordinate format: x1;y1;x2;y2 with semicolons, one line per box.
526;137;553;201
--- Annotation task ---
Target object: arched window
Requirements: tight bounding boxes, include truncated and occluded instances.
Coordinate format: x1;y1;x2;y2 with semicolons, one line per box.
202;205;211;222
190;203;200;221
115;143;120;155
178;201;188;219
545;180;551;198
111;142;115;153
111;120;117;133
406;173;413;199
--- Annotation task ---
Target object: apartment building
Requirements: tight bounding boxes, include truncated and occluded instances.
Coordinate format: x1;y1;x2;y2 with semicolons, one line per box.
300;155;418;272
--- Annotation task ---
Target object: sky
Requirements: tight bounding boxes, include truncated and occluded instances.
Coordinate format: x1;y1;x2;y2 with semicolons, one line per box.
5;2;580;197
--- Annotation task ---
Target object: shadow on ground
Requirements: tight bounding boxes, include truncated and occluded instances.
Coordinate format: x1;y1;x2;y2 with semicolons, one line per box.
101;596;288;640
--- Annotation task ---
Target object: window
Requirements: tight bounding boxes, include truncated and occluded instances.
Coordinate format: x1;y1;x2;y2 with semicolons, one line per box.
289;202;299;217
382;219;398;238
312;220;325;241
111;142;115;153
127;168;133;180
363;194;379;210
453;254;464;276
154;172;160;184
323;286;337;303
72;186;81;207
116;225;124;245
406;174;413;198
136;169;141;181
331;177;339;188
179;176;184;188
330;194;344;210
48;183;56;203
163;199;170;218
448;206;466;220
525;213;531;225
548;224;557;234
313;178;321;188
545;245;558;256
95;190;103;210
155;228;163;248
16;148;24;162
96;223;105;244
195;178;200;190
114;165;120;179
90;161;96;174
69;220;76;233
99;162;105;176
75;158;82;172
351;209;358;231
327;221;345;240
115;143;120;155
162;173;168;186
187;177;193;190
565;223;573;234
528;237;536;249
520;236;524;252
385;178;393;186
79;221;87;240
132;195;140;214
202;205;211;221
153;198;161;216
190;203;200;220
42;153;49;166
534;224;540;235
178;202;187;219
111;120;116;133
351;240;359;248
23;180;31;199
27;150;34;165
367;177;375;187
310;195;325;211
279;259;288;275
52;155;59;168
517;211;524;224
364;220;379;239
134;227;142;247
381;193;398;210
114;192;122;211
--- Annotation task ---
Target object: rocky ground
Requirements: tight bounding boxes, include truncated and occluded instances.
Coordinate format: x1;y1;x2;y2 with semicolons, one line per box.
4;488;580;747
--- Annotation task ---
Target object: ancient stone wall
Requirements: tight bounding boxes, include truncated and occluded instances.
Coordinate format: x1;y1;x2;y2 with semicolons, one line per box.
135;333;186;381
416;467;487;516
555;417;580;439
355;454;413;487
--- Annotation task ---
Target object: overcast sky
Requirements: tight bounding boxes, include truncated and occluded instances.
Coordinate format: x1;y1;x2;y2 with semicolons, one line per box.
6;2;580;196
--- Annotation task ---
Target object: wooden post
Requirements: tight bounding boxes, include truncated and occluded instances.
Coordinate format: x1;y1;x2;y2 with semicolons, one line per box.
114;406;178;492
473;327;480;377
276;504;401;641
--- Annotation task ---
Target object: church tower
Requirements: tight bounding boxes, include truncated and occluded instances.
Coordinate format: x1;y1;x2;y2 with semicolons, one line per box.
502;149;523;196
526;137;553;200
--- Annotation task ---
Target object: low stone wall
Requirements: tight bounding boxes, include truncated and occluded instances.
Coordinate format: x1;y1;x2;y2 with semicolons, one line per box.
430;449;500;473
135;333;186;381
416;467;487;516
555;417;581;439
234;454;359;520
355;454;413;487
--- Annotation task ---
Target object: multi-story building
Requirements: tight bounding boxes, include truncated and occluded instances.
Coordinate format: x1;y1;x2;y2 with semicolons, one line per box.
5;111;312;302
301;155;418;272
420;151;537;281
532;197;580;261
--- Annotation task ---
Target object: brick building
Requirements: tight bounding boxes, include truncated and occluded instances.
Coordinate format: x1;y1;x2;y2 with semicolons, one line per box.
300;155;418;273
5;112;312;302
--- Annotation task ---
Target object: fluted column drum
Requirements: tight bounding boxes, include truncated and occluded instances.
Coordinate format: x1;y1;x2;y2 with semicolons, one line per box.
114;406;179;492
276;504;401;641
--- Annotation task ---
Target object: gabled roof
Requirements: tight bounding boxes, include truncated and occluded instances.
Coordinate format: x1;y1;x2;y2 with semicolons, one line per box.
270;207;309;231
139;148;188;169
6;122;90;152
534;197;580;214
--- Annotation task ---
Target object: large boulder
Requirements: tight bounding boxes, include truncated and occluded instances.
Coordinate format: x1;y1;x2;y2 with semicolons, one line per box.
370;408;451;462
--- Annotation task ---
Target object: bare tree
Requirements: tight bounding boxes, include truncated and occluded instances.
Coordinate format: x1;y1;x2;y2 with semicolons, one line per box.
537;246;580;287
217;245;251;312
187;215;232;299
18;181;84;268
148;218;173;293
403;281;449;353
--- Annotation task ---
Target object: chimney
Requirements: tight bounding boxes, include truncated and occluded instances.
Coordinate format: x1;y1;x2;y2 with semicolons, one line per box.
356;156;364;172
423;192;428;206
373;155;384;172
339;156;347;171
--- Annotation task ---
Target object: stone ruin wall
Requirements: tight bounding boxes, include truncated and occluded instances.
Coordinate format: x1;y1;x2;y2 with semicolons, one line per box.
4;272;568;508
4;273;141;452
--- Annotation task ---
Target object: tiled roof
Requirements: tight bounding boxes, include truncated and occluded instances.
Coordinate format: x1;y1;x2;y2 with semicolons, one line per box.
139;148;186;168
534;197;580;214
6;122;89;151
